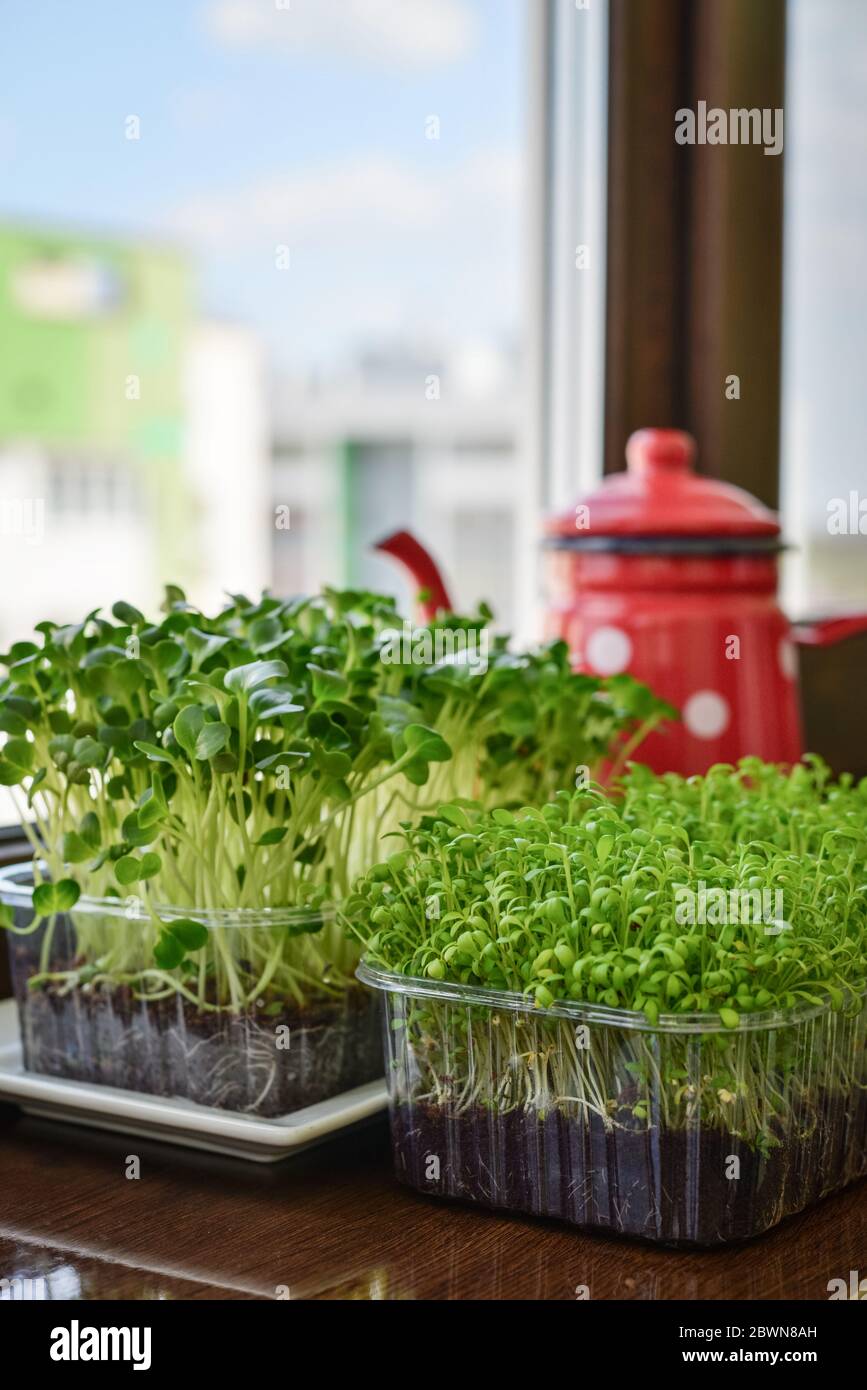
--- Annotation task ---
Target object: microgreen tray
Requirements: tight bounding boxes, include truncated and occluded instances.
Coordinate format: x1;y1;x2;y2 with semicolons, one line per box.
2;864;382;1118
359;960;867;1246
0;998;387;1161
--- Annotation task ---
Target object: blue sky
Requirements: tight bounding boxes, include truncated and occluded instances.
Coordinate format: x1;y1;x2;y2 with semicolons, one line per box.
0;0;525;374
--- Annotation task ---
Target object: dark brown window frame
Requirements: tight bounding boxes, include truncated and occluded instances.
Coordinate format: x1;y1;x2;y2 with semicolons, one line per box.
604;0;787;506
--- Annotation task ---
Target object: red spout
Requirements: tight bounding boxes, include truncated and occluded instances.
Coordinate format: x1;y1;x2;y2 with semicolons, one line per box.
374;530;454;621
792;613;867;647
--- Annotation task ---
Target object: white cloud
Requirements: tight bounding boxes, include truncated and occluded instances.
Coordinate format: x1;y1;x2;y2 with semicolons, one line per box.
169;147;521;252
206;0;478;69
168;145;522;372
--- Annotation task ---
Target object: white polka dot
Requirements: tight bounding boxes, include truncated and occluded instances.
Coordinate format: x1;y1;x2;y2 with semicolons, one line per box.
586;626;632;676
684;690;730;740
778;637;798;682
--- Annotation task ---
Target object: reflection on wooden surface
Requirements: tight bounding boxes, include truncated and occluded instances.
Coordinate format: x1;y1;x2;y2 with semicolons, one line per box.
1;1103;864;1301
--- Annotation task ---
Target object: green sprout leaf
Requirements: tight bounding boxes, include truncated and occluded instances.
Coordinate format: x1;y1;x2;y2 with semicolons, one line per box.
194;721;230;760
255;827;288;847
224;659;288;696
115;855;141;886
139;852;162;880
184;627;231;669
32;883;55;914
154;933;186;970
134;740;176;765
80;811;101;850
32;879;81;916
112;600;145;626
138;781;169;829
165;917;209;951
308;664;349;702
0;703;28;736
72;736;105;768
399;724;451;764
61;831;91;864
172;706;205;758
3;737;34;771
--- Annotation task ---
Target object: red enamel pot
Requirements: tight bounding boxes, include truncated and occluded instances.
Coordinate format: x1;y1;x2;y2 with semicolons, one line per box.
542;429;867;774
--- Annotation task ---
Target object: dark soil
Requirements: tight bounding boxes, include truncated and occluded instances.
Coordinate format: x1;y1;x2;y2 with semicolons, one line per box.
390;1092;867;1245
12;963;383;1117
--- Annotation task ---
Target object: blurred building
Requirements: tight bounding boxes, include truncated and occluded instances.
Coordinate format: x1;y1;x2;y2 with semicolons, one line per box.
0;223;523;644
0;223;269;642
271;349;523;632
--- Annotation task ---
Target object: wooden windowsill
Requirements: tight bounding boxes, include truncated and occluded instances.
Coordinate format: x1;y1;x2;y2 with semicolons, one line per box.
0;1103;863;1300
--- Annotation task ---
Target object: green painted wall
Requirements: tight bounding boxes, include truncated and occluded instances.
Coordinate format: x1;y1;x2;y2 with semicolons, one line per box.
0;224;193;578
0;225;190;451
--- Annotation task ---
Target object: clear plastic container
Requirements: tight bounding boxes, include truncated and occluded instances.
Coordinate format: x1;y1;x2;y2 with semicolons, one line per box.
1;864;381;1117
358;959;867;1245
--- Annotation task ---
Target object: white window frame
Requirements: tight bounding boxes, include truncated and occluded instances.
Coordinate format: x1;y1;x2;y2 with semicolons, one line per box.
518;0;609;642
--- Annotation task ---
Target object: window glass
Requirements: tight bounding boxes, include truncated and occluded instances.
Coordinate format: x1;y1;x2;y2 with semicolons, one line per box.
781;0;867;615
0;0;527;824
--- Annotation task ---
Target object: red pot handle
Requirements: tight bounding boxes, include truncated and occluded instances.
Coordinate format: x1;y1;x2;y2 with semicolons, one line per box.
374;530;454;621
792;614;867;647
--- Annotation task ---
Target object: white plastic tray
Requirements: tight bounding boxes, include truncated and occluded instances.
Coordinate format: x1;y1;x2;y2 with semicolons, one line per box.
0;998;387;1161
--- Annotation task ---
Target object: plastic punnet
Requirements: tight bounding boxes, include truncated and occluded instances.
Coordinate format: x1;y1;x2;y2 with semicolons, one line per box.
359;959;867;1245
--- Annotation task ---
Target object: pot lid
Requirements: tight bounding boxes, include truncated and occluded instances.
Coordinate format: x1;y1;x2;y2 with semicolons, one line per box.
546;429;780;541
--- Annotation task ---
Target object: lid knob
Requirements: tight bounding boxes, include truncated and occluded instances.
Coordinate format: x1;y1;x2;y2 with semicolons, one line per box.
626;428;696;475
